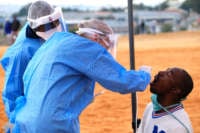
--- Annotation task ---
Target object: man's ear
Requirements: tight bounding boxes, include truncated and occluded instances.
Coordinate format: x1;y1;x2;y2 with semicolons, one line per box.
91;33;99;42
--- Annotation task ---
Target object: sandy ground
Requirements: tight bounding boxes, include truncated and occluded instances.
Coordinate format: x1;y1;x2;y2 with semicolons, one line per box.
0;31;200;133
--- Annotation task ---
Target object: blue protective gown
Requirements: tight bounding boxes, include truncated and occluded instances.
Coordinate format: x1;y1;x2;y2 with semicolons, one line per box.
13;32;151;133
0;24;43;122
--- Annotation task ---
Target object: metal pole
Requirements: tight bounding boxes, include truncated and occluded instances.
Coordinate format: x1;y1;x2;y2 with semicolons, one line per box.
128;0;137;133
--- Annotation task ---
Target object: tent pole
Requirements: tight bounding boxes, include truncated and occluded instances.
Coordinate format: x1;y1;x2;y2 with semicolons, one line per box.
128;0;137;133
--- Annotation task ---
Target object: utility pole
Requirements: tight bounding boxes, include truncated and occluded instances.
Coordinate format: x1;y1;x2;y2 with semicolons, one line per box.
128;0;137;133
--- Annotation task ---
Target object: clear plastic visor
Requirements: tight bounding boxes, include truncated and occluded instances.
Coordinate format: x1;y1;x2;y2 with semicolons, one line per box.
28;7;67;32
76;28;118;58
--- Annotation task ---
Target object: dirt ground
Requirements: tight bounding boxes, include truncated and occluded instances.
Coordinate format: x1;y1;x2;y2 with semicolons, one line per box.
0;31;200;133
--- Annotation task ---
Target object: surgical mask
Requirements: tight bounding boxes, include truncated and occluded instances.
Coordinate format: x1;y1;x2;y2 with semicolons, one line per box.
151;94;190;133
36;24;62;40
151;93;182;111
151;93;161;112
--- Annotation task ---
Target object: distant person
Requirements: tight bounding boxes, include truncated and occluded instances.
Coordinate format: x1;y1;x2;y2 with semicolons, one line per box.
4;18;12;35
150;20;157;34
137;67;193;133
140;20;145;34
4;18;12;45
11;14;21;44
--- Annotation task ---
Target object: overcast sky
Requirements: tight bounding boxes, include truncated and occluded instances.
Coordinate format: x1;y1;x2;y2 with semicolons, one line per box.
0;0;186;7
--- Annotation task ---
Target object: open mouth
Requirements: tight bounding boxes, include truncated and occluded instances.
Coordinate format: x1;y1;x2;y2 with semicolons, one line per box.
150;74;159;85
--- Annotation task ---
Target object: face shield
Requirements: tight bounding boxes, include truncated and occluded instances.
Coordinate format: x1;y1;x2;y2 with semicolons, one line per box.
76;28;118;58
27;7;67;40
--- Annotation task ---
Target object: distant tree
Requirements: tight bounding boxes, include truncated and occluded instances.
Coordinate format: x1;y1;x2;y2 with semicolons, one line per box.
15;3;31;17
180;0;192;12
99;7;125;12
133;3;154;10
155;1;169;10
181;0;200;13
96;15;115;20
161;23;173;32
62;8;82;12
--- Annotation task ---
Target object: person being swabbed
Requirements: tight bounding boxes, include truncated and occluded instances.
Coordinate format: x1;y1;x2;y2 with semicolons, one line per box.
12;1;151;132
137;67;193;133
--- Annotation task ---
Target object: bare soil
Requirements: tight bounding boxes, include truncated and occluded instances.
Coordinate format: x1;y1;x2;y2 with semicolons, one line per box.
0;31;200;133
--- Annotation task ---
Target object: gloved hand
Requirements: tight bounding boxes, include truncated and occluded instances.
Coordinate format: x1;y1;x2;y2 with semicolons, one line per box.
139;65;152;75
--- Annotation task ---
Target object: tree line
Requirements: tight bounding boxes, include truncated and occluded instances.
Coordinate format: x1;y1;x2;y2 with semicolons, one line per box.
14;0;200;17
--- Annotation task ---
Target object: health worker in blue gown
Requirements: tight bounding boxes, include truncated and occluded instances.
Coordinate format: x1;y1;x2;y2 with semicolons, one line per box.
0;17;43;124
12;1;151;133
0;1;67;131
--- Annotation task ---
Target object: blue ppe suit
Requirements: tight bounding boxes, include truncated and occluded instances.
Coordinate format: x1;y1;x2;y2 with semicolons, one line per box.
4;21;12;35
0;24;43;122
13;32;151;133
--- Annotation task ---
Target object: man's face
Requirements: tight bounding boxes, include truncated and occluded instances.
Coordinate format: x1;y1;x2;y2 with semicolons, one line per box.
150;68;183;95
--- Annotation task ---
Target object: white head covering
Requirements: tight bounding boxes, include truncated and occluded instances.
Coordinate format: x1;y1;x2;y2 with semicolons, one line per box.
76;19;118;58
27;0;67;40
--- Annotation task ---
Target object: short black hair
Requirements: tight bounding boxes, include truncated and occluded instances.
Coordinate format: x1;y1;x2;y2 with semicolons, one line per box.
179;69;193;100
